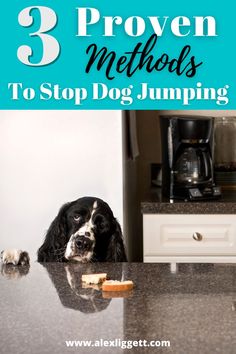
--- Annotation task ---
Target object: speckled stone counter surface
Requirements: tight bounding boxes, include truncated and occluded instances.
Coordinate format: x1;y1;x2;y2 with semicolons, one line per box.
1;262;236;354
142;189;236;214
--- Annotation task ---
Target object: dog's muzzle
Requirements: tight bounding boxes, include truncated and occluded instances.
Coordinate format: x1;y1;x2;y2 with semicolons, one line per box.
75;235;93;252
64;231;95;262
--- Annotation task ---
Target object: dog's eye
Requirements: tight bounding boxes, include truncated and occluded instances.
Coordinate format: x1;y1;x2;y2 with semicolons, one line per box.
73;215;81;222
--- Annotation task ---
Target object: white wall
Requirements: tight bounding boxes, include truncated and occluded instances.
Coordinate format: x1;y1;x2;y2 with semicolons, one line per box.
0;110;123;259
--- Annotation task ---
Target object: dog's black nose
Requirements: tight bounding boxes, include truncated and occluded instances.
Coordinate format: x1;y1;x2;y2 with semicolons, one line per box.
75;237;92;251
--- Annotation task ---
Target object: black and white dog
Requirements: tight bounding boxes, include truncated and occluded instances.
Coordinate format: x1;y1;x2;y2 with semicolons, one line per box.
1;197;127;264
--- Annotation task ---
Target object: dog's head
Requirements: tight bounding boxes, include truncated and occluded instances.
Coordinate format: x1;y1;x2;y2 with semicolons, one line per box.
38;197;126;262
64;197;117;262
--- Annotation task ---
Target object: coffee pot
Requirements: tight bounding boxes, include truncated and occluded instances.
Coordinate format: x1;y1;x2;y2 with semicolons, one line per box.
174;146;212;184
160;116;221;200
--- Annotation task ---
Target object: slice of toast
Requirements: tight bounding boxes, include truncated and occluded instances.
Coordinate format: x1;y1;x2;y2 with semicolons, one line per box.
102;280;134;292
81;273;107;285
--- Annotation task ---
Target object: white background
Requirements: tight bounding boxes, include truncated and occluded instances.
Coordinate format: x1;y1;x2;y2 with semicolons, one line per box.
0;110;123;259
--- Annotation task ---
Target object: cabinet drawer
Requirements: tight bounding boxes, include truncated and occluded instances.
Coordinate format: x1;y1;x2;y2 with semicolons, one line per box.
143;215;236;256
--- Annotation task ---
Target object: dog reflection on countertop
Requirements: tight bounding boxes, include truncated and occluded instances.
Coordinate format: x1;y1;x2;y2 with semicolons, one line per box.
40;263;123;313
0;259;127;312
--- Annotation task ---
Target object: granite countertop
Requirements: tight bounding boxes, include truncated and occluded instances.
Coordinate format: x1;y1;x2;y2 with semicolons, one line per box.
1;262;236;353
141;189;236;214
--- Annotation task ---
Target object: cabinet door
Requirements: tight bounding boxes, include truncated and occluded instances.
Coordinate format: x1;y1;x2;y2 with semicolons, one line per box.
143;214;236;256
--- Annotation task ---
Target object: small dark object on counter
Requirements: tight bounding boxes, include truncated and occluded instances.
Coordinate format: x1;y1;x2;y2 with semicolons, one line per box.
0;249;30;266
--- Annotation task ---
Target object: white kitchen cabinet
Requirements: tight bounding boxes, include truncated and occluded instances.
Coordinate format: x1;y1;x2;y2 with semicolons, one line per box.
143;214;236;263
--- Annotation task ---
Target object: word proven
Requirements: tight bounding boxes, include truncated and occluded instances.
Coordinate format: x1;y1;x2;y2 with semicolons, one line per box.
76;8;217;37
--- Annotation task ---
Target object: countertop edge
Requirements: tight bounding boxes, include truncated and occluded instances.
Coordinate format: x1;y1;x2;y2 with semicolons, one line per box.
141;202;236;214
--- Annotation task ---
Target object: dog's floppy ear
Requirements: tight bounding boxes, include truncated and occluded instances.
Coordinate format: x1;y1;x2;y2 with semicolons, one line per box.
106;219;127;262
37;203;70;262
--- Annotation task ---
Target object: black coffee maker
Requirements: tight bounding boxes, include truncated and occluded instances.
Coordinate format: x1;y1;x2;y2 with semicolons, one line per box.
160;116;221;201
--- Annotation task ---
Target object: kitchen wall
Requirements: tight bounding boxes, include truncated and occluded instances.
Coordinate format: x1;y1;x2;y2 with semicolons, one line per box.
125;110;236;261
0;110;123;259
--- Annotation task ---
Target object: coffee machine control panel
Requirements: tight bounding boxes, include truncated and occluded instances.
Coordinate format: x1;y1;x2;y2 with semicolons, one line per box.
189;186;221;200
189;188;203;198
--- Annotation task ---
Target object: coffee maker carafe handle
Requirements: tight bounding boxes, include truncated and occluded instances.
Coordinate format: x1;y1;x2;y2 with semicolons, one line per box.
167;126;173;168
201;151;210;178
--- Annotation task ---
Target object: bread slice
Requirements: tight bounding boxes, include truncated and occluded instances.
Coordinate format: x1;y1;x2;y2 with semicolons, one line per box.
102;280;134;292
81;273;107;285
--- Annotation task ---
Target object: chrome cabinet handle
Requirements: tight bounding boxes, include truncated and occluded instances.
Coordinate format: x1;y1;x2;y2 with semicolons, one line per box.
192;232;203;241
